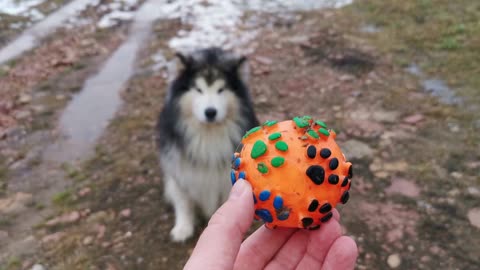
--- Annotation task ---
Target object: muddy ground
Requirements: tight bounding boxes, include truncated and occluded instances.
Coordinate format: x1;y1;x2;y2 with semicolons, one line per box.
1;0;479;269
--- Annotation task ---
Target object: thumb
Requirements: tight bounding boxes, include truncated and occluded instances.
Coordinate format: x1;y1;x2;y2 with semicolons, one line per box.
184;179;254;270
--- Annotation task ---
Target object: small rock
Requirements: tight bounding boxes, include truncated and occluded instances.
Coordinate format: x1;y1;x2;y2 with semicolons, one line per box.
14;110;31;120
466;161;480;169
0;230;9;241
285;35;310;45
339;74;355;82
254;56;273;65
45;211;80;227
83;236;94;245
55;94;66;100
429;245;441;255
31;264;46;270
450;171;463;179
78;187;91;197
403;114;424;124
388;161;408;171
80;208;91;217
467;208;480;229
120;208;131;218
372;110;400;123
447;188;460;197
42;232;65;244
387;254;401;268
0;192;33;214
18;94;32;104
374;171;390;179
31;105;46;114
106;263;118;270
386;228;403;243
448;122;460;132
86;211;108;224
466;187;480;197
113;242;125;250
420;256;431;262
96;224;106;239
342;140;374;160
385;178;420;198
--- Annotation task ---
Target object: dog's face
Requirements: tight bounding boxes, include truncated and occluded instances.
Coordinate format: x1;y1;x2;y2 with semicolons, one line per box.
171;48;249;125
188;74;233;123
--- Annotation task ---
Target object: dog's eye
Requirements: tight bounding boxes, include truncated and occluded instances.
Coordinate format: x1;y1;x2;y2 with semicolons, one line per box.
218;88;225;93
195;87;203;93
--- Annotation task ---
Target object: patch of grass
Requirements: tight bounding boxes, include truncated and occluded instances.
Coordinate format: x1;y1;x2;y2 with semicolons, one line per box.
61;163;80;179
0;161;7;196
346;0;480;102
2;256;21;270
52;190;74;207
0;217;12;228
439;37;460;50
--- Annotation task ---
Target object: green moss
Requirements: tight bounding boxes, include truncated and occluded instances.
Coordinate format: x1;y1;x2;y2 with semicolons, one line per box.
439;37;460;50
52;190;73;207
5;256;21;270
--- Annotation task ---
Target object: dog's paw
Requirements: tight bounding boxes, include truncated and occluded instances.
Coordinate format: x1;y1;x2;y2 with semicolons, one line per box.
170;223;194;242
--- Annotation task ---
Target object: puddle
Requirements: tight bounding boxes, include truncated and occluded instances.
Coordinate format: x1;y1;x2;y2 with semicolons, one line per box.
0;0;99;65
360;24;381;33
45;0;161;163
32;0;354;162
422;79;462;105
406;63;462;105
406;63;423;77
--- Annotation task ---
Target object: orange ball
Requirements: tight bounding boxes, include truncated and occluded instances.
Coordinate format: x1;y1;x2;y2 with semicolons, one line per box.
230;116;352;229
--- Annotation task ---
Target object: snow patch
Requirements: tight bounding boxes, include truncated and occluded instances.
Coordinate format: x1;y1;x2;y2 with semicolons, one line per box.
148;0;352;54
96;0;140;28
0;0;45;16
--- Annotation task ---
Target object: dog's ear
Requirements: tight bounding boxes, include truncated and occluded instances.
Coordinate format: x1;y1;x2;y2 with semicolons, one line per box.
175;52;193;68
235;56;247;69
229;55;247;71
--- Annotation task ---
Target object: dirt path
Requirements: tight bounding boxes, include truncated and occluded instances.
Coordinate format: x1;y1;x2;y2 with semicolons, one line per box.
1;1;479;270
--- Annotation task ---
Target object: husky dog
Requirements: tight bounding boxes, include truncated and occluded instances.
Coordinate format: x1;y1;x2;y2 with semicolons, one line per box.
156;48;259;242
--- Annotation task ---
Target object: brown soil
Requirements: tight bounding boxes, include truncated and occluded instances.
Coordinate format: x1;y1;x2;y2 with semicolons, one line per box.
1;3;479;270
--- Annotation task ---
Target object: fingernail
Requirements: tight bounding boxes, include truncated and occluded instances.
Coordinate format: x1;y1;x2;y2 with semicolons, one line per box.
230;179;250;199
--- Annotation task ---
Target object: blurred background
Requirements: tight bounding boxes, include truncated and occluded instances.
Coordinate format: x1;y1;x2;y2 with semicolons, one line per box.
0;0;479;269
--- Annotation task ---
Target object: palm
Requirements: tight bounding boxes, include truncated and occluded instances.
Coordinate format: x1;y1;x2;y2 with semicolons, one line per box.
234;211;357;270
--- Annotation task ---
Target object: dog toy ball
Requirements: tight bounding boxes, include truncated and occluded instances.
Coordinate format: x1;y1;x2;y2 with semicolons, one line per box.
230;116;352;230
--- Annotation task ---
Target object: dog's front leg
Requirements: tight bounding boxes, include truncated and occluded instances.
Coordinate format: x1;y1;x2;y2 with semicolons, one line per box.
165;178;195;242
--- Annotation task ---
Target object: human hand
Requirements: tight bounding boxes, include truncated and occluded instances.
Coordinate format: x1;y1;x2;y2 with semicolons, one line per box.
184;179;358;270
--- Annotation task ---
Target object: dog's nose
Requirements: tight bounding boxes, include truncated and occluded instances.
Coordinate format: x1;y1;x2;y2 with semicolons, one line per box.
205;108;217;121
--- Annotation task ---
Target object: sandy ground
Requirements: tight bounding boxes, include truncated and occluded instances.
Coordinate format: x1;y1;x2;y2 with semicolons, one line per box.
0;1;479;269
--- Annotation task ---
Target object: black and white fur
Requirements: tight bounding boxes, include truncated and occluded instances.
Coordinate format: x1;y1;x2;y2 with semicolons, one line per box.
156;48;259;242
